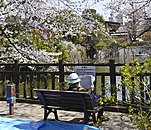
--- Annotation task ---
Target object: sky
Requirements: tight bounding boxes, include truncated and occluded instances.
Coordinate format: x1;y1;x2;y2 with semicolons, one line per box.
56;0;111;20
92;0;111;20
75;0;111;20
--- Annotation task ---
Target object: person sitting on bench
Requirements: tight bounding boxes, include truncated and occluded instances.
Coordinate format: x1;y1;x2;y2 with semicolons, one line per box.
66;73;104;119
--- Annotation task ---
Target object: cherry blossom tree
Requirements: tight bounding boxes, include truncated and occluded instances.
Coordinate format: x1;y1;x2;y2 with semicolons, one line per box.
0;0;115;63
106;0;151;44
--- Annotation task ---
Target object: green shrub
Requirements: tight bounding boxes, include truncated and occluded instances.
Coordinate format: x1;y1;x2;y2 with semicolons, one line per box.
119;59;151;130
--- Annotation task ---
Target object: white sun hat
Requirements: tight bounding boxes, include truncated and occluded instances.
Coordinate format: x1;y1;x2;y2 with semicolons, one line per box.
67;73;81;84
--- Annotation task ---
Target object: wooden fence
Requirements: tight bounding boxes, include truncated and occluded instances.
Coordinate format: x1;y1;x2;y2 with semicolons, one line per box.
0;60;150;104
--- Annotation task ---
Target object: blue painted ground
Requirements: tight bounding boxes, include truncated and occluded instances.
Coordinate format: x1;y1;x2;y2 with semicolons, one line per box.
0;117;100;130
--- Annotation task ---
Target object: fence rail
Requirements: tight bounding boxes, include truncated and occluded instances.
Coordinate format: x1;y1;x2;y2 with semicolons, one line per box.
0;60;150;104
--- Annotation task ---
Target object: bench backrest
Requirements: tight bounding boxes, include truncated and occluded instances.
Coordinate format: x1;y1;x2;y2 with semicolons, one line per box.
34;89;94;112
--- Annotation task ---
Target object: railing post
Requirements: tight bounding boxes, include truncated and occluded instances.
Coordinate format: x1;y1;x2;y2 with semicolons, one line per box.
51;74;55;90
59;60;64;83
101;76;105;96
14;60;19;98
121;76;126;101
109;59;117;97
30;74;33;98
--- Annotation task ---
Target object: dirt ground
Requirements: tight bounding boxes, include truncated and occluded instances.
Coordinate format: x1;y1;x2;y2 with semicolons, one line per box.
0;101;138;130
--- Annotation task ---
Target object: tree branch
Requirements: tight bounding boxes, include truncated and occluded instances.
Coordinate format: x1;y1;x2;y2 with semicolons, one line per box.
0;26;38;62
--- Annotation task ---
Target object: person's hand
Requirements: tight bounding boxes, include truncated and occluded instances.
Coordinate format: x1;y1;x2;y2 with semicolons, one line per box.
91;84;94;91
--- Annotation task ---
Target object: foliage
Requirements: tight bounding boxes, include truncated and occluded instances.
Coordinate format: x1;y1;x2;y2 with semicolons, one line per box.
97;94;117;126
119;59;151;130
0;0;118;64
58;82;69;90
142;32;151;42
99;94;117;106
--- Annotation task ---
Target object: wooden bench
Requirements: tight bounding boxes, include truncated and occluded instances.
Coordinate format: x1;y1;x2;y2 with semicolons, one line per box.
34;89;103;124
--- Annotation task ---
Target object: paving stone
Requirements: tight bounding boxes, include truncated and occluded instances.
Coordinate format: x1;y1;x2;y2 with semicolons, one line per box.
0;101;138;130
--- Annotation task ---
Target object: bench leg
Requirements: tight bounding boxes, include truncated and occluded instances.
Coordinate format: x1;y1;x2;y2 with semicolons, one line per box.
83;112;89;124
97;109;103;120
44;108;52;121
44;109;49;121
92;113;97;124
44;108;59;121
53;109;58;120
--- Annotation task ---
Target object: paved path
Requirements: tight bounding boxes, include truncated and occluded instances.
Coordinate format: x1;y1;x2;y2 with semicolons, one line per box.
0;101;138;130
